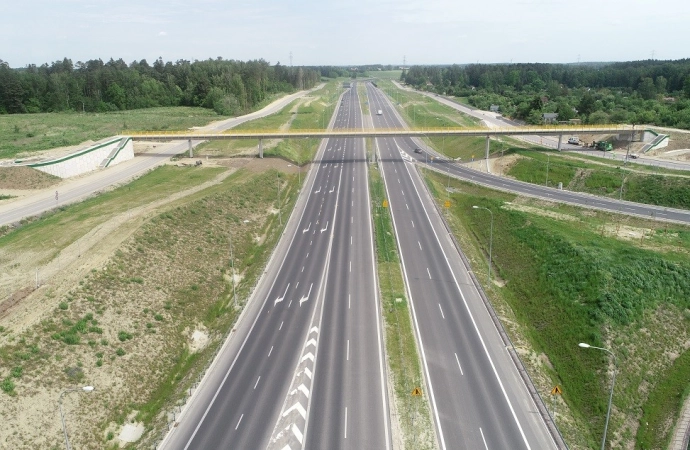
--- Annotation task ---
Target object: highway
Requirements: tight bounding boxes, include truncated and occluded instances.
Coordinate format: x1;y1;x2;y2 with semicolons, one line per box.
367;82;557;449
0;86;322;227
162;84;390;450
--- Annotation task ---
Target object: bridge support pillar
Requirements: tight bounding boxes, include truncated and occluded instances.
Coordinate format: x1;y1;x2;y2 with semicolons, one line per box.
485;135;491;173
557;134;563;151
188;139;193;158
259;139;263;158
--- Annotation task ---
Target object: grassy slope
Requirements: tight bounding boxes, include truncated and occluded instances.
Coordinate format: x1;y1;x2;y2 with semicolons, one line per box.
0;168;299;448
507;149;690;209
0;165;225;251
423;170;690;448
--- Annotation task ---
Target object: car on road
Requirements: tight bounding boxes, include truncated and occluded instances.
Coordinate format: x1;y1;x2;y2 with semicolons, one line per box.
414;148;422;153
567;136;579;145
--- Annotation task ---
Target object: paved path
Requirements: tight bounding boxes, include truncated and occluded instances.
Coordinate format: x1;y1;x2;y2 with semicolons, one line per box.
671;396;690;450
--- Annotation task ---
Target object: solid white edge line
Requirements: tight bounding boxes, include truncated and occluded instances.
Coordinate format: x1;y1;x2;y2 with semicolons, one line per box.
298;95;353;449
363;87;392;450
397;134;532;449
376;134;447;450
179;116;331;450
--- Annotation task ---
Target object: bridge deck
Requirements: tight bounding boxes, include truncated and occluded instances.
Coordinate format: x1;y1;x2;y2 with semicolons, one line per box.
129;125;633;141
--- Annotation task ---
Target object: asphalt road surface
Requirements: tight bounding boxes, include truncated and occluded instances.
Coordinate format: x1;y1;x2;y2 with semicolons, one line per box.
162;84;389;450
367;82;557;449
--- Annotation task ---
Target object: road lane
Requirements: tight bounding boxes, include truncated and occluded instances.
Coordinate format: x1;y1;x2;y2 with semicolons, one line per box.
163;84;389;450
367;82;557;449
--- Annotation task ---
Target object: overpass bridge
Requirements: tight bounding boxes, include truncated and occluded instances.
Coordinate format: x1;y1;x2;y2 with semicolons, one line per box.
129;125;634;158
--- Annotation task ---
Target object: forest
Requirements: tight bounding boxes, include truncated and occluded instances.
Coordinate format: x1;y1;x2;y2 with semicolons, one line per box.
0;57;321;116
401;60;690;128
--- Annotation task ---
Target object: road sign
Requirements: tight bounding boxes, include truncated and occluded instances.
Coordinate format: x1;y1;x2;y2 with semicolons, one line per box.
382;199;388;208
411;387;422;397
444;200;451;208
551;385;562;395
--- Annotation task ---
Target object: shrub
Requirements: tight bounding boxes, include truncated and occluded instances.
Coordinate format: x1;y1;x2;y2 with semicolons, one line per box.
63;334;80;345
1;378;15;395
118;331;133;342
58;302;68;310
116;348;125;357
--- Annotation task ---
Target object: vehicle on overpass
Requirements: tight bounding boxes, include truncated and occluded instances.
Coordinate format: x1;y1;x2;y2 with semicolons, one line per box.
567;136;580;145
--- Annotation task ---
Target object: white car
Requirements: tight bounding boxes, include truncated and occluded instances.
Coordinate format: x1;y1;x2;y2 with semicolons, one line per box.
567;136;579;145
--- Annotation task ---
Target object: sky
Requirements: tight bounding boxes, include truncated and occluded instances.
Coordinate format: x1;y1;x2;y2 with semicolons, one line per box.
1;0;689;68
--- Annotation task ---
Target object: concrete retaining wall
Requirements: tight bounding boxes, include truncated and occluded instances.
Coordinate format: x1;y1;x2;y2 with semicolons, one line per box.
25;137;134;178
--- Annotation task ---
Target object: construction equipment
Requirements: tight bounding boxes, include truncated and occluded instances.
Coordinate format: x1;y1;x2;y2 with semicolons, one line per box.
594;140;613;151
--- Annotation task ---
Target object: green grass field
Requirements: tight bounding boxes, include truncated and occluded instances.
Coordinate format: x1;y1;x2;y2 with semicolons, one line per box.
423;169;690;448
0;107;225;160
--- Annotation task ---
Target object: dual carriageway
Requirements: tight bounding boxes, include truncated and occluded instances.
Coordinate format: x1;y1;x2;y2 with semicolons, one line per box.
162;82;560;449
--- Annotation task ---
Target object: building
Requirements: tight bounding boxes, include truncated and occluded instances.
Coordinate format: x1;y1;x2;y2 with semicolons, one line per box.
542;113;559;124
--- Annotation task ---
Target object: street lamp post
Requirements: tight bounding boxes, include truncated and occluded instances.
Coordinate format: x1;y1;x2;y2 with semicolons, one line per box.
59;386;94;450
545;153;551;186
579;343;617;450
472;206;494;283
229;232;236;308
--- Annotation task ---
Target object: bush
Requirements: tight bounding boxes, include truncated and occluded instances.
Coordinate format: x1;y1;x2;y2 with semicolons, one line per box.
1;378;15;395
116;348;125;357
58;302;68;310
118;331;133;342
63;334;80;345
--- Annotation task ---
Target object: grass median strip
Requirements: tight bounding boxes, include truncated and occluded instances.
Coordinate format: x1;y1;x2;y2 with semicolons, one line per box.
369;163;435;450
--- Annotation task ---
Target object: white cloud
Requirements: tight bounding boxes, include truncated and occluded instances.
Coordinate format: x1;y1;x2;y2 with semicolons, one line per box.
158;31;167;36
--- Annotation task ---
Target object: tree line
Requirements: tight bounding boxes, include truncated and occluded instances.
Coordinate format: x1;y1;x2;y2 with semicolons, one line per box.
401;60;690;128
0;57;321;116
